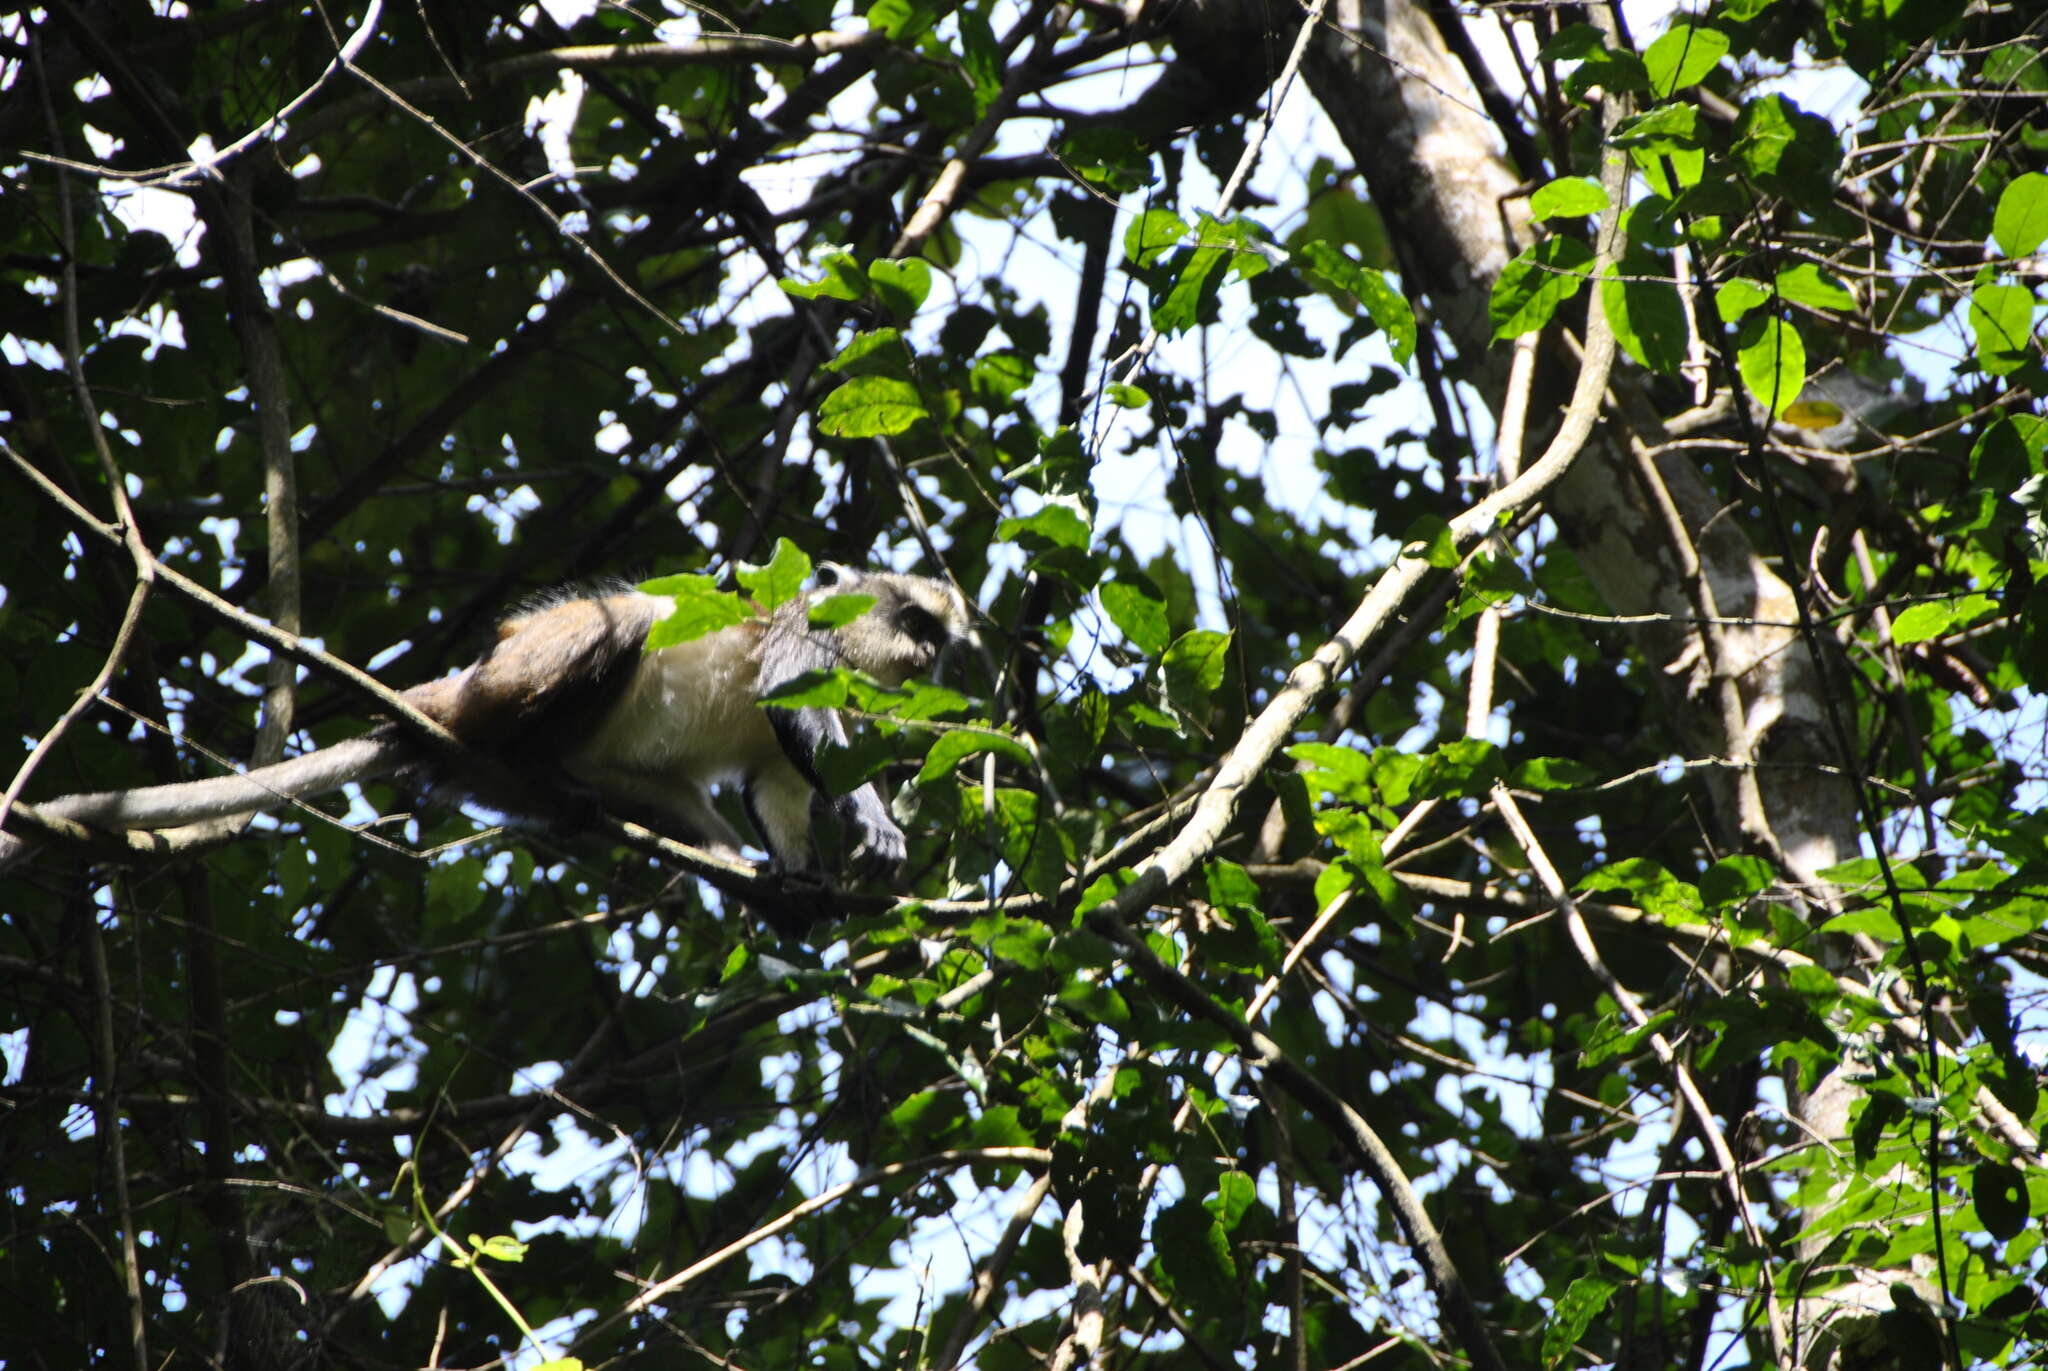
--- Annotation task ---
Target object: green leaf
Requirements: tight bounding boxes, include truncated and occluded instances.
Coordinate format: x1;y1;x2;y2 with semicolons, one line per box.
1105;383;1150;409
1529;176;1610;222
1057;976;1129;1027
469;1233;527;1262
1401;514;1459;568
1295;241;1418;364
643;574;753;648
915;727;1035;784
1643;22;1729;95
869;258;932;320
970;350;1033;400
1827;0;1970;75
1774;263;1855;312
956;5;1002;111
1415;738;1506;799
1124;209;1190;268
1101;581;1171;656
1737;315;1807;416
1153;1196;1235;1307
1969;283;2035;376
1701;854;1775;910
1204;859;1261;911
1817;906;1903;940
1153;244;1227;334
866;0;940;41
1581;1010;1676;1067
1288;742;1376;803
1578;858;1704;921
805;592;876;630
1957;890;2048;947
780;251;869;301
971;1105;1034;1150
1535;22;1603;61
1602;254;1688;375
1077;868;1141;917
1972;1161;2029;1241
1510;757;1597;791
825;327;906;373
1491;236;1594;338
1542;1275;1618;1368
1611;102;1700;150
1162;629;1232;702
1151;219;1266;339
1890;594;1995;644
817;376;929;437
1208;1170;1256;1230
1994;172;2048;258
1058;125;1153;194
997;502;1092;551
1732;95;1840;208
758;669;851;709
734;538;810;608
1715;276;1770;323
1887;601;1952;645
1547;29;1647;100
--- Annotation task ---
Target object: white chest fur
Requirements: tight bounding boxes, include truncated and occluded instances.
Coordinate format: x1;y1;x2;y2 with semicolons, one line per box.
563;607;781;784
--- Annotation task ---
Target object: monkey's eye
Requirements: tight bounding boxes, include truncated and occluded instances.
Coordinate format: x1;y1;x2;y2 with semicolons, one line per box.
897;605;946;652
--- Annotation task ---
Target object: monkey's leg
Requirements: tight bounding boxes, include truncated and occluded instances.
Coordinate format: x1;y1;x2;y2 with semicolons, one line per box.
742;763;820;872
758;709;905;878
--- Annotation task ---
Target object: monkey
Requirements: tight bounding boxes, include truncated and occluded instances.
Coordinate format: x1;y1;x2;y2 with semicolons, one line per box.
0;565;971;880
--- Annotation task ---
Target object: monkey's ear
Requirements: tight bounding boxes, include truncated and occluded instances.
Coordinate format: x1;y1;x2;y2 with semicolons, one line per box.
816;562;853;588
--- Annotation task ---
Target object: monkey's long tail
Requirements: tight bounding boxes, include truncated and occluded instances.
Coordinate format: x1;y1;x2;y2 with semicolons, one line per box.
0;737;405;870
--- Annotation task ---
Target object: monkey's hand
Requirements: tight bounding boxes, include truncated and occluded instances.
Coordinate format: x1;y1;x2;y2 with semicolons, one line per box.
838;787;907;880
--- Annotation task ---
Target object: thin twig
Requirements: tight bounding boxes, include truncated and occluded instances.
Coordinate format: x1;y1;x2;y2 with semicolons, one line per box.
1492;782;1792;1367
2;44;162;834
86;916;150;1371
566;1149;1051;1361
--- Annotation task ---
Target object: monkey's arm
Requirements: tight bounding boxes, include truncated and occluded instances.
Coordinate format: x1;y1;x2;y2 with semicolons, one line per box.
0;736;405;869
755;636;908;878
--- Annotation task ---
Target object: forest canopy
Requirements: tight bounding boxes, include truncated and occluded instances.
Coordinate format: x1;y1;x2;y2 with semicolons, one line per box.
2;1;2046;1369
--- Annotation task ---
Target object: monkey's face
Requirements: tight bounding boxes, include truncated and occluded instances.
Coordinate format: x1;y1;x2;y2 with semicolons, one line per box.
818;568;969;687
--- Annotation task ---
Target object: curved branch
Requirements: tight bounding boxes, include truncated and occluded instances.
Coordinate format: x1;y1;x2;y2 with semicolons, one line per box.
1493;782;1792;1365
1077;88;1632;1371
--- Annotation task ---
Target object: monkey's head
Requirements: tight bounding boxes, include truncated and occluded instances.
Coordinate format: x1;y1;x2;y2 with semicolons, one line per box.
813;564;971;687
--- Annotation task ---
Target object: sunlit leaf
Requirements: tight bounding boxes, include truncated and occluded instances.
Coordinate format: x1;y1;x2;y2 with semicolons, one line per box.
1993;172;2048;258
643;574;753;648
1644;22;1729;95
1491;236;1594;338
1162;629;1232;701
1737;314;1807;416
1969;283;2036;376
1602;254;1688;374
817;376;929;437
735;538;810;608
1529;176;1610;222
1101;581;1171;656
869;258;932;320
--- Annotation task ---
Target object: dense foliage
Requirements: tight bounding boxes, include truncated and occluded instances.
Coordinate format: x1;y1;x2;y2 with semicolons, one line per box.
2;1;2044;1369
